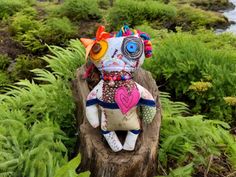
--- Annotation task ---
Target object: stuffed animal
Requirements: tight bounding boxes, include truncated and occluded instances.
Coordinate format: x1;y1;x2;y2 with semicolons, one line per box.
80;25;156;152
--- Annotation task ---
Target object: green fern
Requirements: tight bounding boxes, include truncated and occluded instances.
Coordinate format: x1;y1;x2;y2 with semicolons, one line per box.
55;154;90;177
42;40;85;79
158;92;236;176
0;40;85;176
157;163;193;177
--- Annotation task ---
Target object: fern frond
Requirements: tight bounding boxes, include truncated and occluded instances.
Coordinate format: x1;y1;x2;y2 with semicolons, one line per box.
31;69;58;84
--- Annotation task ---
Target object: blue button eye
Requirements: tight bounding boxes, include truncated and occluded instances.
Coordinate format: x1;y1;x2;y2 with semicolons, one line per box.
126;42;137;53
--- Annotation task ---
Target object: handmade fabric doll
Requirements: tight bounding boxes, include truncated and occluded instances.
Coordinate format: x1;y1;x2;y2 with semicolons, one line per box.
80;25;156;152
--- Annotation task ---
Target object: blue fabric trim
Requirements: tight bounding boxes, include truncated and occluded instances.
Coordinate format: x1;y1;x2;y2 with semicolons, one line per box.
86;99;98;106
101;130;110;134
97;99;119;109
138;98;156;107
86;98;156;108
130;129;141;134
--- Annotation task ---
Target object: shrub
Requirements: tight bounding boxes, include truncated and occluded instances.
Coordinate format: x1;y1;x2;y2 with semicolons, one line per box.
10;11;46;52
10;11;40;35
0;71;10;87
10;11;76;52
144;30;236;124
0;0;27;19
157;92;236;176
0;40;85;176
175;5;228;30
98;0;111;9
11;55;46;81
194;29;236;51
39;17;76;45
170;0;233;11
15;30;47;52
107;0;177;29
0;54;10;70
59;0;101;21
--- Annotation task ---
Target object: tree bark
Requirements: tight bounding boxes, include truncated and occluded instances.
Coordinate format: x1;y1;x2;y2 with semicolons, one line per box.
72;64;162;177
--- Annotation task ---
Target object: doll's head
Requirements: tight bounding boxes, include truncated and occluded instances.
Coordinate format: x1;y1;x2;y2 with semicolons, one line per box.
80;25;152;73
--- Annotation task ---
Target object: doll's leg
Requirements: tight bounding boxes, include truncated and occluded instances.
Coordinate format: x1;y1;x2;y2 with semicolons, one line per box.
101;110;122;152
102;130;123;152
123;129;140;151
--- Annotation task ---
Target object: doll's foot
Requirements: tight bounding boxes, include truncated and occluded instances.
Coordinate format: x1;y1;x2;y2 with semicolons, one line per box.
123;130;140;151
102;131;123;152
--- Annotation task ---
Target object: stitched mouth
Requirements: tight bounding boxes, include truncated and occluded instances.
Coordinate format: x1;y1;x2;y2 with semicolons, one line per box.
97;58;134;72
103;59;125;67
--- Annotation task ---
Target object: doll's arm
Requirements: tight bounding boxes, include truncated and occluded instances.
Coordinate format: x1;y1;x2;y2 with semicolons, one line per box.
85;81;102;128
137;83;157;124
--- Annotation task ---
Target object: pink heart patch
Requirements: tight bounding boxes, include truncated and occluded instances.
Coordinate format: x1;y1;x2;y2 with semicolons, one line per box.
115;86;140;114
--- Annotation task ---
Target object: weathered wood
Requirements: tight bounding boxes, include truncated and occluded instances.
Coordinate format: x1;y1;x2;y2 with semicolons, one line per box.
72;64;162;177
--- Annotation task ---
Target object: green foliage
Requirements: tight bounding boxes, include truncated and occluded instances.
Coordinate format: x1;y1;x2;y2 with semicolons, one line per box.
0;40;85;176
170;0;232;11
39;17;76;45
144;29;236;123
43;40;85;80
10;10;76;52
158;92;236;176
98;0;111;9
11;55;45;81
0;112;68;177
157;163;193;177
0;71;10;87
10;10;40;36
0;55;10;70
0;0;26;19
10;11;46;52
59;0;101;21
175;5;228;30
193;29;236;51
108;0;177;29
55;154;90;177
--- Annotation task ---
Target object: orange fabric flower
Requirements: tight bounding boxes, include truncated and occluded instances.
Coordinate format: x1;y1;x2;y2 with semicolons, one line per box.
80;26;111;60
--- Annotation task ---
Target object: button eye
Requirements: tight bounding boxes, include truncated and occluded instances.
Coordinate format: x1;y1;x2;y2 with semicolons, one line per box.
121;37;143;60
126;42;137;53
92;43;102;54
90;40;108;62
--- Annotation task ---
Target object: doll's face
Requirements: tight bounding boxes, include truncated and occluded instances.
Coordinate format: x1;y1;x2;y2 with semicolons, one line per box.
89;34;145;72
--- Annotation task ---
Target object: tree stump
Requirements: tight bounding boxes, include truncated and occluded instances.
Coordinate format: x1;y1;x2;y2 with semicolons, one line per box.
72;64;162;177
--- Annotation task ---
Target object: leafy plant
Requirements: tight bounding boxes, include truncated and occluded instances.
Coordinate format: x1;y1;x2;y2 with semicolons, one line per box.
0;40;85;176
39;17;76;45
0;0;27;19
10;11;46;52
59;0;101;21
0;71;10;87
55;154;90;177
10;10;76;52
107;0;177;29
170;0;232;11
10;12;40;36
175;5;228;30
43;40;85;79
11;55;46;81
158;92;236;176
0;55;10;70
144;29;236;124
157;163;193;177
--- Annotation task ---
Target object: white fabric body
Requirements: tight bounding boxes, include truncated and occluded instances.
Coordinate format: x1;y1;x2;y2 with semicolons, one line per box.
85;80;156;152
